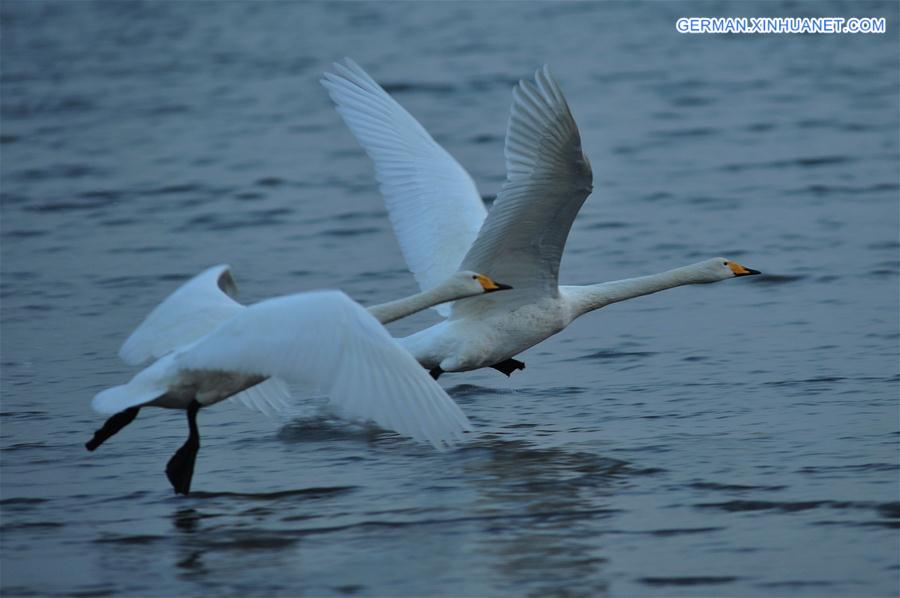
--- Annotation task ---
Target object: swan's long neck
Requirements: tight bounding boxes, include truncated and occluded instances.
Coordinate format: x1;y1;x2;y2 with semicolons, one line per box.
367;283;467;325
562;264;710;321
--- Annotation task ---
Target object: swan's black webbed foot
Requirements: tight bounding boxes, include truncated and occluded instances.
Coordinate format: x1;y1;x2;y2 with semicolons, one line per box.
491;358;526;377
85;406;141;451
429;366;444;380
166;400;202;496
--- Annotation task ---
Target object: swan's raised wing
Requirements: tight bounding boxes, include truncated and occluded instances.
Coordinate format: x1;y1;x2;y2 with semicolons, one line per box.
177;290;472;449
119;265;246;365
321;59;487;315
456;66;592;309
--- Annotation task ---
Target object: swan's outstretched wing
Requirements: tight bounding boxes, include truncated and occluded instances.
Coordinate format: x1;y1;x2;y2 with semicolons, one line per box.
321;59;487;315
456;66;593;310
177;290;472;449
119;265;246;365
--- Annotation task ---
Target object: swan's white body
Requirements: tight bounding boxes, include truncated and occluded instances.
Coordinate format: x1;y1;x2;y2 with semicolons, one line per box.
323;60;759;374
95;267;507;449
400;295;567;372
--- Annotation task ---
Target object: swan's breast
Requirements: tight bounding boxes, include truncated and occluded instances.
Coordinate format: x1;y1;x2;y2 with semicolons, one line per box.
487;297;569;349
443;297;569;370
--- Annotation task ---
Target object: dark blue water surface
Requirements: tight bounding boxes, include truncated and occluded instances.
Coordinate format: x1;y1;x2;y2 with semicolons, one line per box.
2;2;898;596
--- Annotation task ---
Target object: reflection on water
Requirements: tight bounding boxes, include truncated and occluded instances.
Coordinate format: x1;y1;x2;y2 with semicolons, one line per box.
2;0;898;596
465;441;621;595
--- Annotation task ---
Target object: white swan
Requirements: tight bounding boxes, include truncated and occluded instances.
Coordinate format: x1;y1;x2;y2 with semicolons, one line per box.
322;60;760;378
86;266;510;494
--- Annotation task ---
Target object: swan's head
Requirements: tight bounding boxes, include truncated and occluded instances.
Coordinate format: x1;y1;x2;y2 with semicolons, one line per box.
446;271;513;297
694;258;761;282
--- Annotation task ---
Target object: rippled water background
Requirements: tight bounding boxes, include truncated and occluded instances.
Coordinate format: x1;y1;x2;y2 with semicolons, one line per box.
2;1;898;596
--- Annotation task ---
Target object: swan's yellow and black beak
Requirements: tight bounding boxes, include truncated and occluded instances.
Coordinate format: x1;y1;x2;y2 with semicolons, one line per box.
728;261;761;277
476;274;513;293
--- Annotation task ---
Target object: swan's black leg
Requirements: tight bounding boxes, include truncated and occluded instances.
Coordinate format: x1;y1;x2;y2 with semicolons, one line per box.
85;407;141;451
166;400;202;496
490;358;526;377
429;366;444;380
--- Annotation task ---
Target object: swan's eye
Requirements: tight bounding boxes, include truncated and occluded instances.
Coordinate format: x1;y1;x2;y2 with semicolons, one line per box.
472;275;477;279
722;261;728;266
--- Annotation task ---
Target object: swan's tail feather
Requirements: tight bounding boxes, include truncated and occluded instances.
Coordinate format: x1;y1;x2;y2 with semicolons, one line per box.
92;383;166;415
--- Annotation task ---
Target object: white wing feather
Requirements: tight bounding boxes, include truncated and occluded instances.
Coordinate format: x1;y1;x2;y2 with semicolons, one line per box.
230;377;293;418
321;59;487;316
177;290;472;449
457;66;593;311
119;264;246;365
